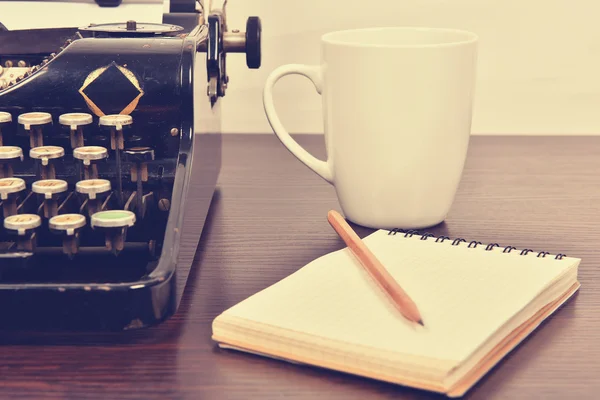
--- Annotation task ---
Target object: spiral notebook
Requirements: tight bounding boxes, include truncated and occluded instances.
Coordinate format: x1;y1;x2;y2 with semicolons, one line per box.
212;229;581;397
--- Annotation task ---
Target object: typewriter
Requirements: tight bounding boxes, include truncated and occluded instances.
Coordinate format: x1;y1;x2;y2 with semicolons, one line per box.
0;1;261;331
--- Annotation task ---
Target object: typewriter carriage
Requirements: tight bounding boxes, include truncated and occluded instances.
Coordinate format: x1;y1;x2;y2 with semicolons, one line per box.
0;1;260;331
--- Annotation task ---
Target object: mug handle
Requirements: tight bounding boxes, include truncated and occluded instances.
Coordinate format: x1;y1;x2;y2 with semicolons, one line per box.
263;64;333;184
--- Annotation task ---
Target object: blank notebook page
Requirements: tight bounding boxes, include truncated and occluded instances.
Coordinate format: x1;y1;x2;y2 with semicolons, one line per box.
223;230;577;365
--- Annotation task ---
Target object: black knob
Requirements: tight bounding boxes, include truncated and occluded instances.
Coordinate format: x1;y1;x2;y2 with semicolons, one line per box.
245;17;262;69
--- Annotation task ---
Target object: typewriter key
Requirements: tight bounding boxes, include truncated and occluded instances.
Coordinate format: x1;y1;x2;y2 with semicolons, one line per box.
125;147;154;215
91;210;136;254
0;177;26;217
76;179;111;215
59;113;93;149
32;179;68;218
0;146;23;178
73;146;108;179
49;213;86;256
99;114;132;207
30;145;65;179
0;111;12;146
99;114;132;150
4;214;41;252
18;112;52;148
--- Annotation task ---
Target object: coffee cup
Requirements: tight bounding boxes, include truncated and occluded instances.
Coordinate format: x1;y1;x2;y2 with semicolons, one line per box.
263;27;478;229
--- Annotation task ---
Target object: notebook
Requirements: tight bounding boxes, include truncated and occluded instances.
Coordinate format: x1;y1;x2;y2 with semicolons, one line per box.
211;229;581;397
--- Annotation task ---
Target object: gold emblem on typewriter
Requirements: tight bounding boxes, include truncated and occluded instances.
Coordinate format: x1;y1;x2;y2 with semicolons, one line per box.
79;62;144;117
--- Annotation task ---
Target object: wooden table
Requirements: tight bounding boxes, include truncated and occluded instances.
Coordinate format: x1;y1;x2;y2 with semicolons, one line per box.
0;135;598;399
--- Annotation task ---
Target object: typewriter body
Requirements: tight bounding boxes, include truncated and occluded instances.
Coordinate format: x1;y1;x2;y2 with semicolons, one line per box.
0;1;260;331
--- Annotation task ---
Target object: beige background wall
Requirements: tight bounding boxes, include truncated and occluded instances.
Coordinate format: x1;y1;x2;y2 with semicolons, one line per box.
3;1;599;135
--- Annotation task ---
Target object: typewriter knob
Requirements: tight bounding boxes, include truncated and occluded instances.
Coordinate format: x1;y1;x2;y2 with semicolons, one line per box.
245;17;262;69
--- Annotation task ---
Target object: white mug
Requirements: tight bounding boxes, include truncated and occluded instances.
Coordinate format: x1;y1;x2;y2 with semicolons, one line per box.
263;27;478;229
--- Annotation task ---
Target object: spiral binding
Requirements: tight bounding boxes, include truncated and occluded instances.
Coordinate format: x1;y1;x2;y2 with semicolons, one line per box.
387;228;566;260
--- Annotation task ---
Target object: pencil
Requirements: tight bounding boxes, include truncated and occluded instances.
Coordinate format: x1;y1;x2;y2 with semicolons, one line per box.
327;210;424;326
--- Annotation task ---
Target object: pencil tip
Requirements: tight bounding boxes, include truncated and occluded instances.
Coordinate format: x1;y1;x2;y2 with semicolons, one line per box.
417;319;424;326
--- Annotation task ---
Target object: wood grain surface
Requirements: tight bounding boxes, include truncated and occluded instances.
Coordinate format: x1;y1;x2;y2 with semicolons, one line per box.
0;134;598;399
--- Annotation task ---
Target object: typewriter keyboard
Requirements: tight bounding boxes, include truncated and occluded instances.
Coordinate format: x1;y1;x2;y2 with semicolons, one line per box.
0;110;172;282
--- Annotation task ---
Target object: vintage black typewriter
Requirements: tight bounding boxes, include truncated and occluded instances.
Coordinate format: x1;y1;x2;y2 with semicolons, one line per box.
0;0;261;331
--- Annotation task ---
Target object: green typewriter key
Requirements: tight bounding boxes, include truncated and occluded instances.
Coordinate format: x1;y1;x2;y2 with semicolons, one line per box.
18;112;52;148
76;178;111;215
0;146;23;178
91;210;136;255
29;145;65;179
49;213;86;257
4;213;41;252
0;111;12;146
0;177;26;217
59;112;93;149
32;179;68;218
73;146;108;179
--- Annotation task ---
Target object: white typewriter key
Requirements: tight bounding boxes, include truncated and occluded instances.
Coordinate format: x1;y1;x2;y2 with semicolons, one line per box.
91;210;136;254
0;112;12;146
0;112;11;124
98;114;132;129
30;145;65;179
0;177;26;217
0;146;23;178
49;213;87;256
32;179;68;218
76;178;111;215
99;115;131;206
76;179;111;200
4;213;42;235
4;214;41;252
59;113;93;149
73;146;108;179
18;112;52;148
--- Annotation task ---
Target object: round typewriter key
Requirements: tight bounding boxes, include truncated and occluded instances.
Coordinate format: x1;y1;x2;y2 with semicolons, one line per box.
98;114;132;130
30;146;64;166
76;179;111;216
76;179;111;200
32;179;68;218
91;210;135;228
0;112;11;124
49;213;87;256
18;112;52;148
73;145;108;179
0;177;26;200
91;210;136;254
0;112;12;146
59;113;93;129
59;113;93;149
73;146;108;166
125;147;155;217
17;112;52;129
32;179;68;199
99;115;132;207
0;177;26;218
4;214;41;235
30;145;64;179
49;213;86;234
0;146;23;178
4;213;41;252
0;146;23;161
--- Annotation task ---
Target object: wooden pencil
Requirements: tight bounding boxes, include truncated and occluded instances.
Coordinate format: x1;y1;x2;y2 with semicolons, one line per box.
327;210;424;326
